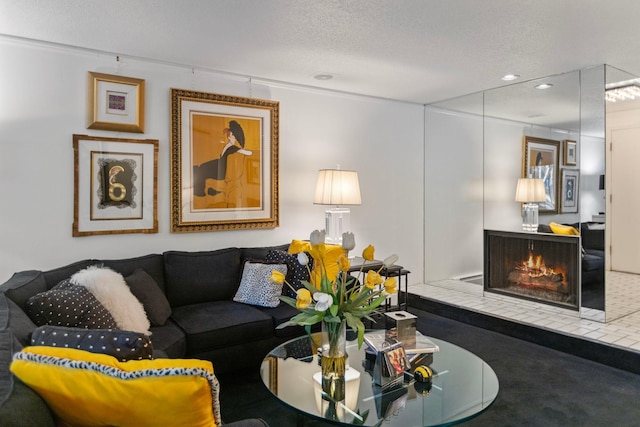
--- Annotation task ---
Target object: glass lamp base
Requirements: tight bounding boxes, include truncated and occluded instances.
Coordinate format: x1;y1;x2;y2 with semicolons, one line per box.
325;207;351;245
522;203;539;232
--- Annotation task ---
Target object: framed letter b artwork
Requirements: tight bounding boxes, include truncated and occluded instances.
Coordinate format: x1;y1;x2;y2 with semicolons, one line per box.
170;89;279;232
73;135;158;236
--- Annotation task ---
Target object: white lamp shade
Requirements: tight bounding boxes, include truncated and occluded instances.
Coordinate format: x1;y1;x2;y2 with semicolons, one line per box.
515;178;546;203
314;169;362;205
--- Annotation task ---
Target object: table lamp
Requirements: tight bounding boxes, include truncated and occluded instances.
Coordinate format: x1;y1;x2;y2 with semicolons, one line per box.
314;169;361;245
515;178;546;232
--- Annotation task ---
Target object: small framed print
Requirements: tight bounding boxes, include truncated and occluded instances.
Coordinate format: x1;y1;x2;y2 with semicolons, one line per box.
87;72;145;133
73;134;158;236
563;140;577;166
560;169;580;214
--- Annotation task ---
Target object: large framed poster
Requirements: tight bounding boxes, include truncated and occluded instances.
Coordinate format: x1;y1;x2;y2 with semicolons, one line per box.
170;89;279;232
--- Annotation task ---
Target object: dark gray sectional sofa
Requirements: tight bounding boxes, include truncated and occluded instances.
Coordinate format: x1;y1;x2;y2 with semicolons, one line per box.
0;244;306;427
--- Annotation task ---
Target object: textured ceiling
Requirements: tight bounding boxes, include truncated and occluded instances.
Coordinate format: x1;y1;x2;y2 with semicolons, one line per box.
2;0;640;107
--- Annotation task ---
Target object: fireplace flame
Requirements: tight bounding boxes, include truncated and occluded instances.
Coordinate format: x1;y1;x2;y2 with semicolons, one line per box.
515;252;565;281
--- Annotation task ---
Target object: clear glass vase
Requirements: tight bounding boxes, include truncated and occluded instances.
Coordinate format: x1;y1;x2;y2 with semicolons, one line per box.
320;319;347;419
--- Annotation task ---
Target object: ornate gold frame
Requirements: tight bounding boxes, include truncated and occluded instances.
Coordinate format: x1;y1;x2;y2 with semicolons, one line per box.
170;89;279;232
87;72;145;133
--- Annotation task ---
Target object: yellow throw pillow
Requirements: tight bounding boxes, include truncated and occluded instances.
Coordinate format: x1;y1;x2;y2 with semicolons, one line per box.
10;346;220;427
549;222;580;235
288;239;346;286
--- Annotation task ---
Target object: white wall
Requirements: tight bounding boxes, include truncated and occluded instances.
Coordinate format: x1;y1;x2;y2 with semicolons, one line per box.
0;38;425;282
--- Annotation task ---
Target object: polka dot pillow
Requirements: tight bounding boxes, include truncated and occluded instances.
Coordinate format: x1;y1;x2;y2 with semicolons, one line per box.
25;279;117;330
30;325;153;362
265;249;313;298
233;261;288;307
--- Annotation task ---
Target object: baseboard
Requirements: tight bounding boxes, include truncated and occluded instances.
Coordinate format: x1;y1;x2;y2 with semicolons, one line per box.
407;293;640;375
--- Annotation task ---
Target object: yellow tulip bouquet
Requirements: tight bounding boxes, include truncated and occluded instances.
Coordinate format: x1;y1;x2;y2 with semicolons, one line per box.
270;230;399;349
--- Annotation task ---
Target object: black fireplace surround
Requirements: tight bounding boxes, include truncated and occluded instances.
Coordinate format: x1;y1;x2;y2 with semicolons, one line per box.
484;230;581;310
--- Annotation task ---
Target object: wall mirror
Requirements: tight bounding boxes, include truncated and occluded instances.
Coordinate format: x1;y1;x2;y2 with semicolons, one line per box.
426;65;640;323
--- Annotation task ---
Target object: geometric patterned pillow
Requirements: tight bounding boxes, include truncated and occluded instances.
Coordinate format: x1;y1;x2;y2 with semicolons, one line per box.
233;261;287;307
25;279;118;330
265;250;313;298
30;325;153;362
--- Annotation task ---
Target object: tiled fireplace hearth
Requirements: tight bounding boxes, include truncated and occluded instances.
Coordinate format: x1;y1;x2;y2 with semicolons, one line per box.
484;230;581;310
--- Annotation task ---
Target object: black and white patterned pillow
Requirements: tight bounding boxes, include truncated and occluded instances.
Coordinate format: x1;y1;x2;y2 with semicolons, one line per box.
25;279;117;330
30;325;153;362
265;250;313;297
233;261;288;307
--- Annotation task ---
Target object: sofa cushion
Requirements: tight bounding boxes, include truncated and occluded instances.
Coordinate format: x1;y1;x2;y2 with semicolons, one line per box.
163;248;242;307
25;280;118;330
538;223;553;234
70;266;150;335
149;318;187;359
257;303;310;338
171;301;273;354
583;253;605;272
265;249;313;298
30;325;153;362
42;259;99;290
100;253;166;293
125;269;172;326
233;261;287;308
240;244;290;263
10;346;222;427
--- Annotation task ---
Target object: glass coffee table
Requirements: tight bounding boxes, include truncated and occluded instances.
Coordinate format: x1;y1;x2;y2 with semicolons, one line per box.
260;332;498;426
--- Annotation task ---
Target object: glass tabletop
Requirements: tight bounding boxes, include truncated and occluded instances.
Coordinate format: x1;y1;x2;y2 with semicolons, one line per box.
260;332;499;426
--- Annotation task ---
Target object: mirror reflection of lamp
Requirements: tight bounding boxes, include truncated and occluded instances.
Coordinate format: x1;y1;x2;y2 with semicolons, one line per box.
515;178;546;232
314;168;361;245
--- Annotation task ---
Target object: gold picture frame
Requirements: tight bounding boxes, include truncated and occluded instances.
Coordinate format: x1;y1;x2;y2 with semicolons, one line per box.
522;136;560;214
170;89;279;232
73;134;158;236
563;139;577;166
87;72;145;133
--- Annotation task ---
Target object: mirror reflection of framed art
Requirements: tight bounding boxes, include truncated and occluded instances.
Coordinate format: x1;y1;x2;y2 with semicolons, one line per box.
523;136;560;214
563;139;577;166
560;168;580;214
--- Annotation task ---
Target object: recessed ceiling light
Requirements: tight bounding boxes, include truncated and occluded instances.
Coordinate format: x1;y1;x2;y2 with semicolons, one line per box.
313;74;333;81
535;83;553;90
502;74;520;81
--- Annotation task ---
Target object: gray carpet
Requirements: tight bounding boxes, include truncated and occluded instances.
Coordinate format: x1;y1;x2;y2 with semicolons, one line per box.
217;306;640;426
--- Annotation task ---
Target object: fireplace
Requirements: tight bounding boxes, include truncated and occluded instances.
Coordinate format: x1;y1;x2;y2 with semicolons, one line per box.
484;230;580;310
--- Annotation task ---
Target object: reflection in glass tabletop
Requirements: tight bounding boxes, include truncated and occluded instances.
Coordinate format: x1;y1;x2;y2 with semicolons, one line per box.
260;332;499;426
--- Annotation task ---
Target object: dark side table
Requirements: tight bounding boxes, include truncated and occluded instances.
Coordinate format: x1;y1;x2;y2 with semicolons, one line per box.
347;257;410;311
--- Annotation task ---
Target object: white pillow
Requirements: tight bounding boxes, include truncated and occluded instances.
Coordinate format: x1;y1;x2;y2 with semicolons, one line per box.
71;266;151;335
233;261;287;307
